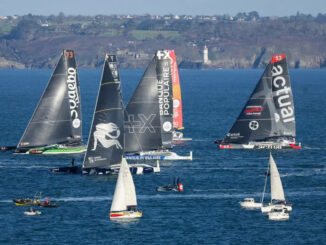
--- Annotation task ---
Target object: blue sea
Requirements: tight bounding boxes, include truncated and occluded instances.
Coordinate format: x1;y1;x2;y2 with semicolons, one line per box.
0;68;325;244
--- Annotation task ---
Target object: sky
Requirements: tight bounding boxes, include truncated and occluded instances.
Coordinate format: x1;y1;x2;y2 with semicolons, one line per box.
0;0;325;17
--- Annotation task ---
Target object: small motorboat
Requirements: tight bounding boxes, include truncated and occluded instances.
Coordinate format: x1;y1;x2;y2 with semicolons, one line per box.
268;205;289;221
13;198;41;206
13;192;42;206
239;198;262;209
38;200;58;208
156;177;184;192
24;208;42;216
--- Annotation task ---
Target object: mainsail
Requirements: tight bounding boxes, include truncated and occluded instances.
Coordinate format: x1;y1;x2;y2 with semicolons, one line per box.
110;157;137;212
124;50;173;153
269;153;285;201
169;50;183;130
223;55;295;144
17;49;82;150
82;54;124;171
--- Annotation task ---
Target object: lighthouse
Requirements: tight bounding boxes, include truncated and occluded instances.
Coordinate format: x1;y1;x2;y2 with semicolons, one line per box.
203;45;210;64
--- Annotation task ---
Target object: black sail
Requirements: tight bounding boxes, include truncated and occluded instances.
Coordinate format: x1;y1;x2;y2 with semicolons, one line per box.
82;54;124;171
124;53;163;153
17;50;82;150
224;55;295;144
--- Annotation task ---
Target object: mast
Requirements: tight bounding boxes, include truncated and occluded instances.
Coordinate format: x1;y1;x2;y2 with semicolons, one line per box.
223;55;295;144
261;155;270;203
17;49;82;150
169;50;184;130
82;54;124;171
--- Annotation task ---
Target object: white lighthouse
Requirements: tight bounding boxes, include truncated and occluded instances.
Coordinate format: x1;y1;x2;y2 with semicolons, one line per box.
203;45;210;64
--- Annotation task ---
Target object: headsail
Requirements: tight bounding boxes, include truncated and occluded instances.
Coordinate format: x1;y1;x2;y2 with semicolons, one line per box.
110;158;137;212
269;153;285;201
223;55;295;144
82;54;124;171
17;50;82;150
169;50;183;130
124;50;173;153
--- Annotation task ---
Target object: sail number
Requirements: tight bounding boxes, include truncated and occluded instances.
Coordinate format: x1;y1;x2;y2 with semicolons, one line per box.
66;51;74;58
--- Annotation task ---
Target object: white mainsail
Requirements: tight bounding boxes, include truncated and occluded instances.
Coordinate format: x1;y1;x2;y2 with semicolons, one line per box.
269;153;285;201
110;158;137;212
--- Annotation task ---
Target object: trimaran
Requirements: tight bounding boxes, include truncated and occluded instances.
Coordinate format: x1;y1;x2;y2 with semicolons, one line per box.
124;50;192;161
14;49;85;154
216;55;301;150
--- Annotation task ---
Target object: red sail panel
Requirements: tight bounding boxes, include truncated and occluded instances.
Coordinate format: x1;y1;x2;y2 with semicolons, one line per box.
169;50;183;130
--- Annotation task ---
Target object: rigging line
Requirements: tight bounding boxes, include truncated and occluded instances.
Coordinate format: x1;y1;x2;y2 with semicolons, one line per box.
95;108;122;113
101;82;120;86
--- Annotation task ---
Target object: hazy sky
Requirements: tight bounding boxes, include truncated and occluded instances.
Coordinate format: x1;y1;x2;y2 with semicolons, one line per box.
0;0;325;17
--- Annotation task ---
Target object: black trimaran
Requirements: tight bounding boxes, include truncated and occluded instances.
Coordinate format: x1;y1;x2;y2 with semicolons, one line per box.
124;50;192;160
15;50;85;154
216;55;301;149
82;54;125;174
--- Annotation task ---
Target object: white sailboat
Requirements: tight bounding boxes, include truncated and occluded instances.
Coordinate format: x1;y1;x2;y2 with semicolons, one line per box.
110;158;142;219
261;153;292;213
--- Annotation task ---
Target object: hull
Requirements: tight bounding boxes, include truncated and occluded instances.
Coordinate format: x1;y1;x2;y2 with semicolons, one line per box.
110;211;142;219
261;204;292;213
268;212;289;220
239;202;262;209
219;141;301;150
42;147;86;155
172;131;192;142
17;145;86;155
125;151;192;161
111;163;160;175
24;210;42;215
13;199;40;206
38;203;58;208
51;166;81;174
156;186;178;192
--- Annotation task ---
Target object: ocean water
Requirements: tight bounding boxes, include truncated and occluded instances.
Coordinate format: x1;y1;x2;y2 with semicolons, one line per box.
0;68;325;244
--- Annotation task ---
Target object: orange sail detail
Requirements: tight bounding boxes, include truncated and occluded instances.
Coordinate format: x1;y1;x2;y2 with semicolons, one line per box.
169;50;183;130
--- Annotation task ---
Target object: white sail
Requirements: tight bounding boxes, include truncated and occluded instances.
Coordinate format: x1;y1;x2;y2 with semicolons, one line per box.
110;158;137;212
269;153;285;201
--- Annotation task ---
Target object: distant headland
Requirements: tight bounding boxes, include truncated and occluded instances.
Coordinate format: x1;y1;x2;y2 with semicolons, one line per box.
0;12;326;69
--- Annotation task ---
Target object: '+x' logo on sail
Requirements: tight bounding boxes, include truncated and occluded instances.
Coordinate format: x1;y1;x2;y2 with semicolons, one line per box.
125;114;156;133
